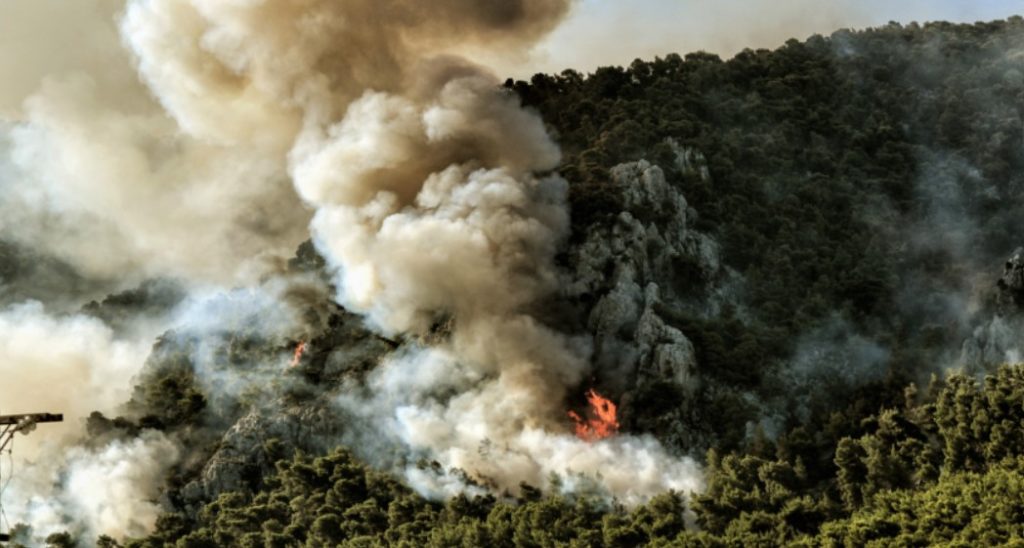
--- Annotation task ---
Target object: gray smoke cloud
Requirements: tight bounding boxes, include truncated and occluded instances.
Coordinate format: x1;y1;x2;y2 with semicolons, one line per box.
337;346;702;505
0;303;160;459
0;274;328;543
118;0;702;503
752;315;890;439
7;431;179;542
0;302;176;542
856;32;1024;378
0;0;704;541
169;273;331;412
0;0;309;288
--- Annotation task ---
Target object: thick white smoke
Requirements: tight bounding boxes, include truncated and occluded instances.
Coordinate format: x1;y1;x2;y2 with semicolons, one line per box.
116;0;702;503
339;347;702;504
0;278;324;542
0;303;176;541
6;431;179;542
0;303;158;458
0;0;309;287
0;0;705;541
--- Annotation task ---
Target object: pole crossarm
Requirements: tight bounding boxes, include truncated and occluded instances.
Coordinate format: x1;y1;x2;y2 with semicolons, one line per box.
0;414;63;454
0;414;63;425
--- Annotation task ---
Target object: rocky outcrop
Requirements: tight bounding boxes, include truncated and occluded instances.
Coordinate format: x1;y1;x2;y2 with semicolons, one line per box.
634;284;698;389
183;144;730;504
566;144;740;449
567;158;713;395
960;247;1024;370
181;401;342;507
178;306;394;510
997;247;1024;307
961;316;1024;370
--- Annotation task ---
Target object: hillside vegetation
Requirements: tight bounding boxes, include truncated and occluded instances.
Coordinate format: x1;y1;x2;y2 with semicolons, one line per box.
20;17;1024;547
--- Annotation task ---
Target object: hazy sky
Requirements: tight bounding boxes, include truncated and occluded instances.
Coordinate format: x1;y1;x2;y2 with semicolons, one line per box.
496;0;1024;77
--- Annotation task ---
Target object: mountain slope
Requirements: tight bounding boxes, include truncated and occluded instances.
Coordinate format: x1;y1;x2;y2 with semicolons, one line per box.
11;16;1024;547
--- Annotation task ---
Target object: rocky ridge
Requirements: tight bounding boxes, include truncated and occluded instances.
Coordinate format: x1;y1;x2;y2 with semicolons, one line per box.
566;143;740;449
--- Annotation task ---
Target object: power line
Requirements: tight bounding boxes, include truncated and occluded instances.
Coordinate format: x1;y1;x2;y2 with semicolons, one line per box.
0;413;63;544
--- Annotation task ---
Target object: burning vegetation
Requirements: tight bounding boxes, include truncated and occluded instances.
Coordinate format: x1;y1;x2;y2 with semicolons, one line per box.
568;389;620;442
289;342;306;368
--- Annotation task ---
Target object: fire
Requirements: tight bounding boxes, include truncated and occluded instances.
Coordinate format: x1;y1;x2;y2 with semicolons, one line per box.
289;341;306;368
568;388;620;442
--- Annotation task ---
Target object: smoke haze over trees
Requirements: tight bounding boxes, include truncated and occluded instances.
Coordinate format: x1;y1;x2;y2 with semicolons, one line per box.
4;4;1024;546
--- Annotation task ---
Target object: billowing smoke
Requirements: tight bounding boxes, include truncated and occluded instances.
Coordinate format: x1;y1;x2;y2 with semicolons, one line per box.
0;275;330;542
338;347;702;504
0;302;159;458
168;274;332;413
0;0;703;541
8;431;179;541
118;0;701;503
0;0;309;288
0;302;175;541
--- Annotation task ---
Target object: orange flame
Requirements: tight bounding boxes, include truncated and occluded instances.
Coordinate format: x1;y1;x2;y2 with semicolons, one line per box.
289;341;306;368
568;388;619;442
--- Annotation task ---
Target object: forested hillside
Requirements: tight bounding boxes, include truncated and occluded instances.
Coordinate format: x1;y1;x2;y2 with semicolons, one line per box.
87;366;1024;546
13;16;1024;547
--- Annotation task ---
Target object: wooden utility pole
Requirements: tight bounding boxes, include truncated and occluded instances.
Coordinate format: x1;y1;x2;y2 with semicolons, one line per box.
0;413;63;543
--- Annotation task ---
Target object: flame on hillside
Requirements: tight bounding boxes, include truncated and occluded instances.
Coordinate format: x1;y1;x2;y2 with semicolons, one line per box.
568;389;620;442
289;341;306;368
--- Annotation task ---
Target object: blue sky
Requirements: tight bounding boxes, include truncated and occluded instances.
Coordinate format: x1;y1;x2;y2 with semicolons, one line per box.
498;0;1024;76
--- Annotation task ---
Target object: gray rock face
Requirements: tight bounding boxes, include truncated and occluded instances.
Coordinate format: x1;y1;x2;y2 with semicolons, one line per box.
634;284;697;390
959;247;1024;370
566;147;727;406
998;247;1024;307
182;402;341;506
179;309;394;508
186;144;731;503
670;140;712;183
960;315;1024;370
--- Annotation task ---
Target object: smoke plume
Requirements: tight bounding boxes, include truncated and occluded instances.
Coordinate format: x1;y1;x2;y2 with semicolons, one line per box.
0;303;158;458
7;431;179;541
0;0;309;288
118;0;701;502
0;0;707;541
0;302;176;541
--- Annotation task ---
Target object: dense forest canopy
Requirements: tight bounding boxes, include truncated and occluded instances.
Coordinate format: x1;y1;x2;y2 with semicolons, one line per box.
10;16;1024;547
510;16;1024;450
74;365;1024;547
